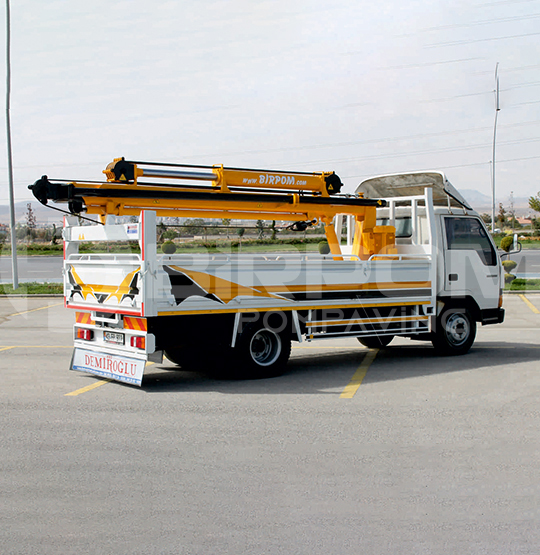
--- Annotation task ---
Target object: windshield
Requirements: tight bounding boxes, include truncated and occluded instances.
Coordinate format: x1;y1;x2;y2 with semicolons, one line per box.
376;216;412;238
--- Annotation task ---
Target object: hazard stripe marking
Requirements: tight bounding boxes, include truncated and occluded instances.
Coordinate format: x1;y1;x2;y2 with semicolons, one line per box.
124;316;147;331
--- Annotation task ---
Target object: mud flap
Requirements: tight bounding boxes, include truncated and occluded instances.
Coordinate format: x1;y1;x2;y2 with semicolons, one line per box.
71;347;146;386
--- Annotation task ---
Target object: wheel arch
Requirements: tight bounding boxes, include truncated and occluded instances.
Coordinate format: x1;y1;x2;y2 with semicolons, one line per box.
232;310;300;348
436;295;482;323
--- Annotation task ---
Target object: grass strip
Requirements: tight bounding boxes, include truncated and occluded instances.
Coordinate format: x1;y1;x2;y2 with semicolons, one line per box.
506;278;540;291
0;237;325;256
0;282;63;295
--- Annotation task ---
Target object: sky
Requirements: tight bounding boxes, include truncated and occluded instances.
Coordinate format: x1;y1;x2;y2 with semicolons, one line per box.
1;0;539;214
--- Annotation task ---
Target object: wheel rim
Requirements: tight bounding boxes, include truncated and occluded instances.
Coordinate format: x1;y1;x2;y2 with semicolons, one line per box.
249;329;281;366
444;313;470;347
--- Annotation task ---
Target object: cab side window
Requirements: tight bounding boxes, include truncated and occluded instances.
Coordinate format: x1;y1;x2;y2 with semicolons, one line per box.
445;217;496;266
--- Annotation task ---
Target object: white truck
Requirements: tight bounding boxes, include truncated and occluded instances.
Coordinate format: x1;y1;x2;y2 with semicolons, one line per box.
29;161;504;385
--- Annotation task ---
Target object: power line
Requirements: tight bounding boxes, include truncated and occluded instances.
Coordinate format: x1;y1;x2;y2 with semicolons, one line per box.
502;81;540;91
419;12;540;32
343;154;540;180
148;119;540;162
420;91;492;103
379;58;484;71
512;99;540;106
477;0;538;6
427;31;540;48
2;119;540;177
377;86;540;105
472;63;540;75
282;137;540;168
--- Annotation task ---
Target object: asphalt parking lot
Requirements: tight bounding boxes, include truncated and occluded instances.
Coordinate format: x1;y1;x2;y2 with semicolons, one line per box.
1;295;539;554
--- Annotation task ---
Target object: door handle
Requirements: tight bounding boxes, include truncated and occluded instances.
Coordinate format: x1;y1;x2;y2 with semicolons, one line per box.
448;274;458;282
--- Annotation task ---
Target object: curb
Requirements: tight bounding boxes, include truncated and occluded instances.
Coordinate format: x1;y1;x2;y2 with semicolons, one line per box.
504;290;540;295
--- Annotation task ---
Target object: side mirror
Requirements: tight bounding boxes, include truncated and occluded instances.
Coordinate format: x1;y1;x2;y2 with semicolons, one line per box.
500;233;522;258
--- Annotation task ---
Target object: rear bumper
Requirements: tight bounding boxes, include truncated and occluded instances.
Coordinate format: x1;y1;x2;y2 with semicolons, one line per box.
480;307;505;325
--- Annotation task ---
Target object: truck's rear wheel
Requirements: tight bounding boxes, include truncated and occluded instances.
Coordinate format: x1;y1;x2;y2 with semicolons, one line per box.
432;307;476;355
231;323;291;379
165;344;228;371
164;346;205;370
358;335;394;349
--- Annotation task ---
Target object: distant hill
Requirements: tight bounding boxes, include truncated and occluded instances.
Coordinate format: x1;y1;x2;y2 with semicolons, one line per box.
0;201;64;225
459;190;531;215
459;189;491;207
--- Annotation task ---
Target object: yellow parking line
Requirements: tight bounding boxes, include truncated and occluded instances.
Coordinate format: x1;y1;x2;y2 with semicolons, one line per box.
7;302;64;318
0;346;15;352
340;349;378;399
65;361;155;396
518;294;540;314
65;379;111;396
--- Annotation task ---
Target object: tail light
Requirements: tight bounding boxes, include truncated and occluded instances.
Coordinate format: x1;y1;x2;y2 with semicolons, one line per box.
76;328;94;341
130;336;145;349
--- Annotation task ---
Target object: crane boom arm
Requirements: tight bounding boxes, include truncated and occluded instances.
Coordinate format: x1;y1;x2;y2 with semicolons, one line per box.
103;158;343;196
28;157;393;259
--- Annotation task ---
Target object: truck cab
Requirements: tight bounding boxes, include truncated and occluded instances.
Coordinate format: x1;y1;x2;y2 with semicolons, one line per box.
353;171;504;352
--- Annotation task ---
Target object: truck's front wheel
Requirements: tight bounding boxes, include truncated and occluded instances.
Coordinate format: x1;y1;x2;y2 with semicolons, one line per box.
432;307;476;355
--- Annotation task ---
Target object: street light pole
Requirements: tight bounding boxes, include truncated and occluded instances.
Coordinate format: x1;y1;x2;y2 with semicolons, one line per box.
5;0;18;288
491;62;500;234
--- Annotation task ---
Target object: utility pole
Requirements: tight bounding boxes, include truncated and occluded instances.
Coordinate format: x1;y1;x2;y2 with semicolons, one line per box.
491;62;500;234
5;0;18;288
510;190;514;230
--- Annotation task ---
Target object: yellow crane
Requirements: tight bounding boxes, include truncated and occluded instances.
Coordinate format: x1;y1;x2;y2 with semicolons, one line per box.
29;157;395;259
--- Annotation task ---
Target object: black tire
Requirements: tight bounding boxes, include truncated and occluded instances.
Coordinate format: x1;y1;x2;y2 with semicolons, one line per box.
165;344;229;371
164;347;188;365
164;346;200;370
357;335;394;349
431;307;476;356
230;323;291;379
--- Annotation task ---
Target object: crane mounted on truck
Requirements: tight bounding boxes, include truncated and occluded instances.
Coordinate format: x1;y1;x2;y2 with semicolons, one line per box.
29;158;504;386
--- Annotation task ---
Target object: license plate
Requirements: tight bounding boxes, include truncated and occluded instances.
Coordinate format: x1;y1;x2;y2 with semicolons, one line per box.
104;331;124;345
71;348;145;386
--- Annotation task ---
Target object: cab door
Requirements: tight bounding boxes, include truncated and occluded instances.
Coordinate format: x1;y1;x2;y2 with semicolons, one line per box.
443;216;500;310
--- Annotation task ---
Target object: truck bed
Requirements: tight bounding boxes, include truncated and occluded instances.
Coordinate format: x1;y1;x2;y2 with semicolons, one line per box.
65;252;434;317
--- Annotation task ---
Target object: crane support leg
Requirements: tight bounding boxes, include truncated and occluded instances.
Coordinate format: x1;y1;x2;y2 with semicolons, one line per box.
324;223;344;261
